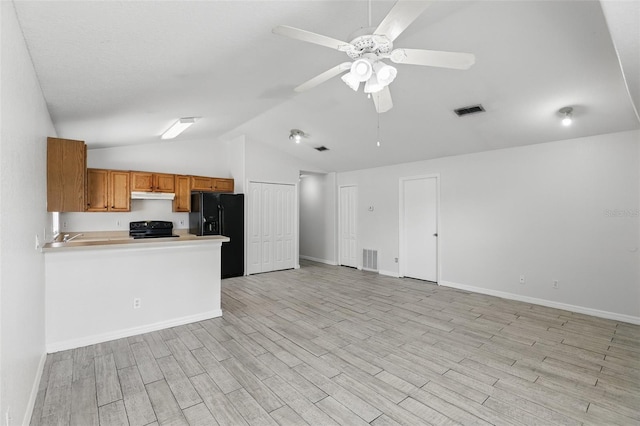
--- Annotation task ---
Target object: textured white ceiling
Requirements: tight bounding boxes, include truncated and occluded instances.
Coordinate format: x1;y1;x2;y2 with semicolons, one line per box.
14;0;640;172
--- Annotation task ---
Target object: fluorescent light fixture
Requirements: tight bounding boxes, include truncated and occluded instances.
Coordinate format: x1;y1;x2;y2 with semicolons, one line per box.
559;107;573;127
161;117;196;139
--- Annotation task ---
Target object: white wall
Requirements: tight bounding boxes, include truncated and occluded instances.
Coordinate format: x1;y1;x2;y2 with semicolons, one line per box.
0;3;55;424
299;172;337;264
338;130;640;322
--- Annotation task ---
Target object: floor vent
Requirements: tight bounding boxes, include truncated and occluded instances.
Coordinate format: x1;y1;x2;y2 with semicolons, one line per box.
454;104;485;116
363;249;378;271
314;146;329;152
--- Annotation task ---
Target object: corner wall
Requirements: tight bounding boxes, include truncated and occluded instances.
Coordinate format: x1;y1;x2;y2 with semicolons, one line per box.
338;130;640;322
1;3;56;424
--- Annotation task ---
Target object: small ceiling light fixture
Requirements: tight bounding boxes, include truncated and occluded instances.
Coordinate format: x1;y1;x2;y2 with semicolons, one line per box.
161;117;196;139
289;129;305;143
559;106;573;126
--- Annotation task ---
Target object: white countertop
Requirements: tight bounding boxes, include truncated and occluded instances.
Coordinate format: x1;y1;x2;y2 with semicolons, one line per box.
42;230;230;252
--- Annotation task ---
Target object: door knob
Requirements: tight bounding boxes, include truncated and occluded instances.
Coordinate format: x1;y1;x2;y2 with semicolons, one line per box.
433;233;438;237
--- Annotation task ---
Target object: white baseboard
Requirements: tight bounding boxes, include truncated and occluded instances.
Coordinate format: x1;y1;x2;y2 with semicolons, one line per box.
440;281;640;325
23;351;47;426
46;309;222;353
299;255;338;266
379;269;400;278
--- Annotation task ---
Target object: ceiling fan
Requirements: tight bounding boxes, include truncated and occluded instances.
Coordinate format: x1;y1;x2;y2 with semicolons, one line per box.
273;0;475;113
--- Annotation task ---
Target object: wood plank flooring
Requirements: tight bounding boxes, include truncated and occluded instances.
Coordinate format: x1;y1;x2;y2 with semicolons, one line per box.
30;261;640;425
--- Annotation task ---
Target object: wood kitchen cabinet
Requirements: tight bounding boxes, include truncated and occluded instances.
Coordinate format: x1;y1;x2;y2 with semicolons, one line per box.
213;178;234;193
86;169;130;212
47;137;86;212
173;175;191;212
131;171;175;193
190;175;214;191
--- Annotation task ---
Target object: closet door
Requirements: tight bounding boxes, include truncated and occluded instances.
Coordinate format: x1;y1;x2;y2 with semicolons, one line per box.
247;182;296;274
247;182;262;275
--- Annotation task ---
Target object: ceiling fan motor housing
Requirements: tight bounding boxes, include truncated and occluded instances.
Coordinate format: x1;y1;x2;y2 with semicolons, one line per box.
346;34;393;59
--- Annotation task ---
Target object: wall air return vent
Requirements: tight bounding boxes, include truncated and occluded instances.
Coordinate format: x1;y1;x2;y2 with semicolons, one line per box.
363;249;378;272
314;146;329;152
454;104;485;117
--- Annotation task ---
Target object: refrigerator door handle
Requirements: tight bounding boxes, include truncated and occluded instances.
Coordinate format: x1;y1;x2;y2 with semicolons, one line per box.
218;204;224;235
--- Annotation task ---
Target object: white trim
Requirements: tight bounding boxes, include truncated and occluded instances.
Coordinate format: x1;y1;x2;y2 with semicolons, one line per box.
24;352;48;426
46;309;222;353
440;281;640;325
399;174;441;283
299;255;338;266
379;269;401;278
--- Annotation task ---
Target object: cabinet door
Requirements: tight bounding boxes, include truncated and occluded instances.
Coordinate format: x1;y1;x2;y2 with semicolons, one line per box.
47;137;86;212
213;178;234;193
109;171;130;212
173;175;191;212
191;176;214;191
130;171;153;192
86;169;108;212
154;173;175;193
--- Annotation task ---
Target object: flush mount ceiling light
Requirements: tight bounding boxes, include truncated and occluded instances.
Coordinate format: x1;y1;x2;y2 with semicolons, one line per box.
289;129;305;143
161;117;196;139
559;107;573;126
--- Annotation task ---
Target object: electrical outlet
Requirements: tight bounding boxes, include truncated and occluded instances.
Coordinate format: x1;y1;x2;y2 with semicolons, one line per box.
62;221;68;229
553;280;559;289
519;274;525;284
133;298;141;309
179;220;185;226
116;220;121;227
394;257;398;263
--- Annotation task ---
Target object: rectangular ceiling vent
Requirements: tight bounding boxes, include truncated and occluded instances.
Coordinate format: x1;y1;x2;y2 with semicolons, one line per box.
314;146;329;152
454;104;485;117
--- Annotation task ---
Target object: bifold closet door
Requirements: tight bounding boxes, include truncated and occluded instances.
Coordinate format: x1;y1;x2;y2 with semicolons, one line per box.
247;182;295;275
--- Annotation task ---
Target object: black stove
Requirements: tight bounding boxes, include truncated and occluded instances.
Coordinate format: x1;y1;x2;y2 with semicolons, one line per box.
129;221;179;239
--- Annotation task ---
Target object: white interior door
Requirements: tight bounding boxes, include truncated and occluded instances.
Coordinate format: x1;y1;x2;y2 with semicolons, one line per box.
339;185;357;268
247;182;296;274
401;177;438;282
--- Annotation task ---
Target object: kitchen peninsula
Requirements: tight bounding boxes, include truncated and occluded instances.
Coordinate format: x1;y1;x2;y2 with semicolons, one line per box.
43;233;229;352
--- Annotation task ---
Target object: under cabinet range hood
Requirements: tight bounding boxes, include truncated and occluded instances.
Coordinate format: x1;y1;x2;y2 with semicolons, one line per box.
131;191;175;200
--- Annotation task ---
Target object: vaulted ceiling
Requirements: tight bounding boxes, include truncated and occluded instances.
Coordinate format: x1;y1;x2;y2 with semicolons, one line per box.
14;0;639;172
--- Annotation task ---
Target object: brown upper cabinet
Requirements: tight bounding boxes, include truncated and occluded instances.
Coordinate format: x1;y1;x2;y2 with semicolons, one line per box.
190;176;234;193
87;169;131;212
47;137;87;212
173;175;191;212
213;178;234;193
190;175;214;191
131;171;175;193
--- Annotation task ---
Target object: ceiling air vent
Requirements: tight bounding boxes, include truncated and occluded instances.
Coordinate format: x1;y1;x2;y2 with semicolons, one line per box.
454;104;485;117
314;146;329;152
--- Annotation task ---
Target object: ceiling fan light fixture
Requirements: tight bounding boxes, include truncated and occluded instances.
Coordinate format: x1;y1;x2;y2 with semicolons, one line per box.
341;72;361;91
373;61;397;86
350;58;373;82
364;74;384;94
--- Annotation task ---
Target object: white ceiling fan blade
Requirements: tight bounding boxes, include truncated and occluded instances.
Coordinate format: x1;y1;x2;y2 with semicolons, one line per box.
273;25;352;51
374;0;432;42
390;48;475;70
372;86;393;113
295;62;351;92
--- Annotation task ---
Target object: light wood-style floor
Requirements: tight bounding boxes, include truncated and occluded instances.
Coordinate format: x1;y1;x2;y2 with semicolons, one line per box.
31;261;640;425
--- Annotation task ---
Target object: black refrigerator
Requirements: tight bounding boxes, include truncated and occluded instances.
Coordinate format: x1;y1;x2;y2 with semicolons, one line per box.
189;192;244;278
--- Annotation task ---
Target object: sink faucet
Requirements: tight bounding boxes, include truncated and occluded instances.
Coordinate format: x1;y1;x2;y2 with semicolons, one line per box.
62;233;83;243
